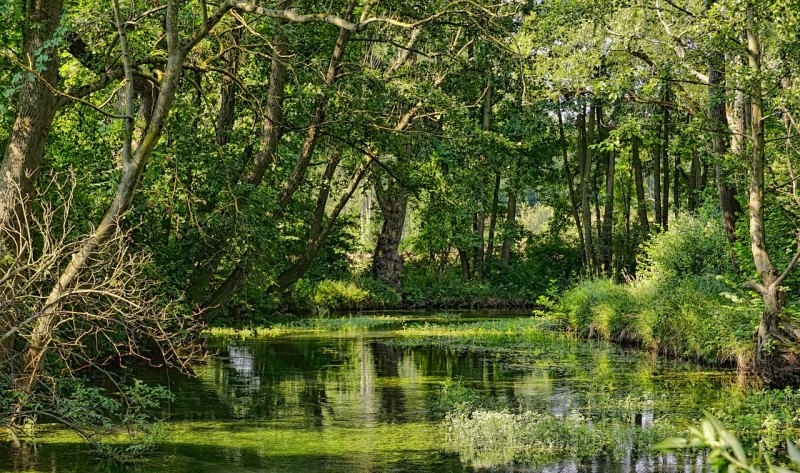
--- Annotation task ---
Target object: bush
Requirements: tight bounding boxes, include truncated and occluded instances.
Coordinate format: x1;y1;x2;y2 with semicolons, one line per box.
312;277;401;310
556;212;759;366
639;212;735;280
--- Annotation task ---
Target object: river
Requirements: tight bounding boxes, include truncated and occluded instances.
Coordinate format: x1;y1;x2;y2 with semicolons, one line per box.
1;312;738;472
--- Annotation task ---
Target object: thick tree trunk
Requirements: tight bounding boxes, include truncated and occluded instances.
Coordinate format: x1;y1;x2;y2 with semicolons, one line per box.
0;0;63;234
372;186;408;294
631;136;649;235
215;28;242;147
745;6;800;386
500;189;517;274
245;0;290;184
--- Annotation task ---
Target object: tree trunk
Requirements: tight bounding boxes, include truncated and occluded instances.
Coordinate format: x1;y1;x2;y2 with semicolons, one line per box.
187;6;290;304
500;189;517;274
578;110;595;271
661;95;670;230
653;138;662;229
559;100;586;264
19;0;194;404
458;248;471;281
597;107;614;276
631;135;649;235
601;149;615;277
372;185;408;294
0;0;63;232
473;78;492;277
745;5;800;386
485;172;501;270
245;0;291;184
688;149;700;211
201;5;356;307
708;45;740;243
215;28;242;147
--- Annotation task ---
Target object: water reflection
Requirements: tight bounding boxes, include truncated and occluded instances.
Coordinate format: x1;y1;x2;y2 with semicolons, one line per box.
0;316;738;472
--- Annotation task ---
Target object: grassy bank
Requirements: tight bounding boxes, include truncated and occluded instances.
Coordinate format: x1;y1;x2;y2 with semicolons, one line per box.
555;213;764;368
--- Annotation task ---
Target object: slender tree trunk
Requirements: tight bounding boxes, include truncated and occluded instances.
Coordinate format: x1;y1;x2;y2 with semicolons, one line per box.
458;248;471;282
188;6;290;304
202;4;356;307
500;189;517;274
688;149;701;211
578;111;595;271
559;100;586;263
661;94;671;230
708;43;740;243
485;172;501;270
473;78;492;277
631;135;649;235
598;107;614;276
653;138;662;229
600;148;615;277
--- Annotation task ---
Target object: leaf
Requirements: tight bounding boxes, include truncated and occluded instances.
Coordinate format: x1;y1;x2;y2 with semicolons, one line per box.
788;440;800;465
770;467;798;473
653;437;688;451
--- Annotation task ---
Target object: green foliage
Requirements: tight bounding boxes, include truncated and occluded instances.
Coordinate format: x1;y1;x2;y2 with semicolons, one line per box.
6;379;174;462
445;408;677;468
557;212;759;365
312;277;401;310
656;414;800;473
638;212;736;281
428;380;508;418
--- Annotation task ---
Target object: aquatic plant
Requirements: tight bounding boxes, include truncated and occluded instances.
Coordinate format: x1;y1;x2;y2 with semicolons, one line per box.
445;408;678;468
393;317;571;350
203;315;410;339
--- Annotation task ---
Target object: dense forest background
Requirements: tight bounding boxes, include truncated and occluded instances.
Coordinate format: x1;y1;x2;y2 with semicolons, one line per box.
3;0;800;449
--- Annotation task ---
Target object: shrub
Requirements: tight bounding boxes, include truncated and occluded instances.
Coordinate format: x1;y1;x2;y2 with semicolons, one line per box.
312;277;400;310
638;212;735;281
556;212;759;366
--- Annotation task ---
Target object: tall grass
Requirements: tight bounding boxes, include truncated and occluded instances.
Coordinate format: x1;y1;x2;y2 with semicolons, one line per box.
557;213;760;366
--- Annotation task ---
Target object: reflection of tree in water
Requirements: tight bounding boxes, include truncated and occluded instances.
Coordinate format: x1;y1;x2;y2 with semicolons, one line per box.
372;342;406;422
227;343;261;393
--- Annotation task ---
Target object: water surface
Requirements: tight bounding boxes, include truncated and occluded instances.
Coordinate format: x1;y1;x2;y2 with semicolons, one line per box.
1;312;736;472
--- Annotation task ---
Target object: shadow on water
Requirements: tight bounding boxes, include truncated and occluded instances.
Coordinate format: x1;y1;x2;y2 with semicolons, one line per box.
0;312;734;472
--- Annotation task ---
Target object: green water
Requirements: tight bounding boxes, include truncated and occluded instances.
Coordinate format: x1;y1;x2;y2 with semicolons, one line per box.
1;312;737;472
